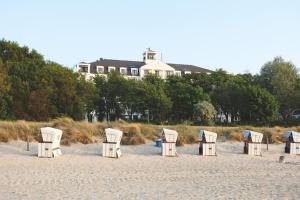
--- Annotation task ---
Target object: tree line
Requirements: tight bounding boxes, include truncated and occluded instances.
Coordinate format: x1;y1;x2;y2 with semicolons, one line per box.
1;39;300;125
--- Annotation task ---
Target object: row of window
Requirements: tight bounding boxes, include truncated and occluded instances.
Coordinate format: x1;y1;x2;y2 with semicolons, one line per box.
79;65;192;77
96;66;139;76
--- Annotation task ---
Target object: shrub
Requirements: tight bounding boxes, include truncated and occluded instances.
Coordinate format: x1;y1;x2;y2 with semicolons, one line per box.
0;129;9;142
119;124;146;145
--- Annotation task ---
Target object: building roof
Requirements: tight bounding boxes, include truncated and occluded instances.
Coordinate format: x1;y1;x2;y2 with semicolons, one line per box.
168;63;213;73
90;58;144;68
86;58;213;73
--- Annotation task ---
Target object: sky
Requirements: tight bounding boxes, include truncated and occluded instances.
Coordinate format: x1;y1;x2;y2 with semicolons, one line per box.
0;0;299;74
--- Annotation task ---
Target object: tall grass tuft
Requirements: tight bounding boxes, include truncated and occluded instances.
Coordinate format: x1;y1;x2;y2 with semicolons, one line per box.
0;118;294;145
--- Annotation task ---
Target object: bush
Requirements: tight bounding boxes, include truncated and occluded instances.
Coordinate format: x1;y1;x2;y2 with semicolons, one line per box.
0;129;9;142
118;124;146;145
193;101;216;125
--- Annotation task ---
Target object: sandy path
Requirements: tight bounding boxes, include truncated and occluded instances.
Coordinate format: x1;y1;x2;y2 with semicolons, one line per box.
0;141;299;200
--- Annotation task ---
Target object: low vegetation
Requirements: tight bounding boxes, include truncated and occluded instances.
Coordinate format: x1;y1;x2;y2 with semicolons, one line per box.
0;118;298;145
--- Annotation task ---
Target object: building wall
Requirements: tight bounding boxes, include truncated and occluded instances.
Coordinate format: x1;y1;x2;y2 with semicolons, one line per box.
139;60;176;79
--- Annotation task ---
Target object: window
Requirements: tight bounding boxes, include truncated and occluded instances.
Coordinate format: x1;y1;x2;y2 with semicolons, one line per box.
144;70;150;75
175;71;181;76
166;71;173;77
78;64;89;73
131;68;139;76
96;66;104;74
108;66;115;72
155;70;160;76
120;67;127;75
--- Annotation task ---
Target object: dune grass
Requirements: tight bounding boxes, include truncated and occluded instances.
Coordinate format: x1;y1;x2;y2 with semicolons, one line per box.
0;118;298;145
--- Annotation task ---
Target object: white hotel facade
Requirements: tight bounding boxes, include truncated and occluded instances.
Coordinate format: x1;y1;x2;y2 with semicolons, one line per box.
76;49;213;81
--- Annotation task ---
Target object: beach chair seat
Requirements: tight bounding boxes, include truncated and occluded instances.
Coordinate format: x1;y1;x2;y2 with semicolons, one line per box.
102;128;123;158
243;130;263;156
198;130;217;156
285;131;300;155
161;128;178;156
38;127;63;158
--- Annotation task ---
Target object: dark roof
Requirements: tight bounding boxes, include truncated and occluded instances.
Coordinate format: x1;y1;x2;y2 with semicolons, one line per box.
168;63;214;73
90;59;144;68
87;58;213;73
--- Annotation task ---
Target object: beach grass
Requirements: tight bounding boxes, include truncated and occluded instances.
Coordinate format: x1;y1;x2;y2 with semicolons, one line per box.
0;118;295;145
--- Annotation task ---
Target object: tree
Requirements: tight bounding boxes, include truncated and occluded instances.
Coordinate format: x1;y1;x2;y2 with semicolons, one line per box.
94;75;107;121
76;75;97;121
142;74;172;123
193;101;216;125
239;85;279;123
46;62;87;120
166;75;209;121
0;39;93;121
210;70;237;123
183;72;213;93
105;71;129;120
0;60;13;119
258;57;299;118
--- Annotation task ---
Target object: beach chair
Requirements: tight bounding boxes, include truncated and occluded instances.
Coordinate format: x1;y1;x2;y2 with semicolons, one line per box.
102;128;123;158
199;130;217;156
38;127;63;158
285;131;300;155
161;128;178;156
243;130;263;156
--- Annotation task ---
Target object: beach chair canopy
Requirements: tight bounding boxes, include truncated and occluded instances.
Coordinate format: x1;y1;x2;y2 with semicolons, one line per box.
105;128;123;143
243;130;263;143
41;127;62;147
161;128;178;142
199;130;217;142
285;131;300;142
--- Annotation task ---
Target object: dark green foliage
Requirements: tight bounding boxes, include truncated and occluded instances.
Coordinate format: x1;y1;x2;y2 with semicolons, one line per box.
0;39;92;121
0;39;296;125
166;75;209;121
257;57;299;119
239;85;279;122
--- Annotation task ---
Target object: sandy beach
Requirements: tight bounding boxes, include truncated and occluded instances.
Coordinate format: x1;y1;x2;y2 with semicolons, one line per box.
0;141;299;200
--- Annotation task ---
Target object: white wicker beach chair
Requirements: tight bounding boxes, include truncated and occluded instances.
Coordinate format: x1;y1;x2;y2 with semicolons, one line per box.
38;127;63;158
285;131;300;155
102;128;123;158
243;130;263;156
161;128;178;156
198;130;217;156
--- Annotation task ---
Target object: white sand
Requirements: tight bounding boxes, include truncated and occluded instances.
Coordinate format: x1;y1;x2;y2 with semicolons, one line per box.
0;141;299;200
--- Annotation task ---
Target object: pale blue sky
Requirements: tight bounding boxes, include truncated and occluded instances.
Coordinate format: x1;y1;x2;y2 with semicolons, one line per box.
1;0;299;74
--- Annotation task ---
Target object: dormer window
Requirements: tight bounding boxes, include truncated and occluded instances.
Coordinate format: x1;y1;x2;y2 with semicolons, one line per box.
166;71;173;77
120;67;127;75
78;64;89;73
108;66;116;72
96;66;104;74
144;69;150;75
131;68;139;76
175;71;181;76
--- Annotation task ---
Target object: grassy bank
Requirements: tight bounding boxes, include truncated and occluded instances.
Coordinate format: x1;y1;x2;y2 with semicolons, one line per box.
0;118;298;145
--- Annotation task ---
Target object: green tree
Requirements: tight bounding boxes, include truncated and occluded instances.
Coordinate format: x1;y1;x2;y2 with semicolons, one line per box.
166;75;209;121
258;57;299;118
239;85;279;123
0;60;13;119
46;62;86;120
142;74;172;123
193;101;216;125
94;75;107;121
